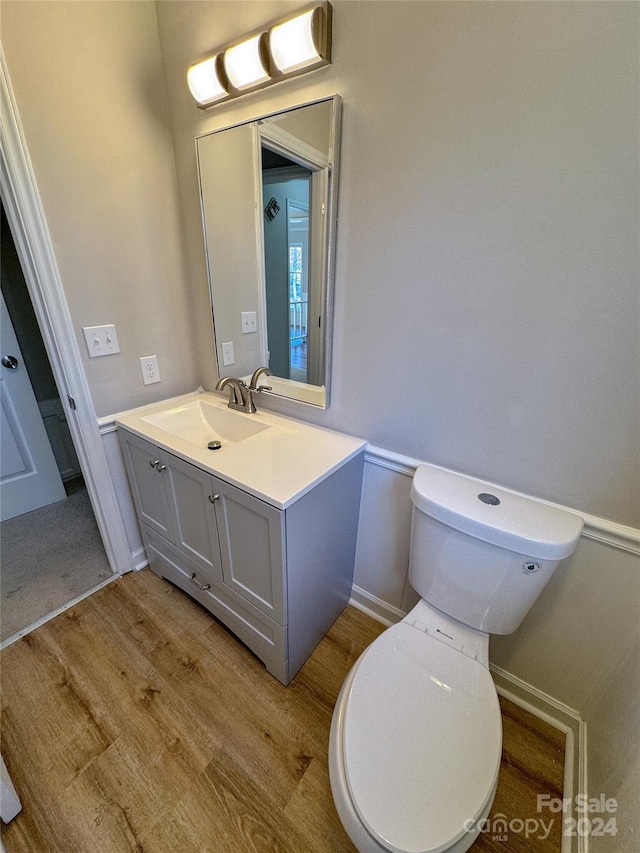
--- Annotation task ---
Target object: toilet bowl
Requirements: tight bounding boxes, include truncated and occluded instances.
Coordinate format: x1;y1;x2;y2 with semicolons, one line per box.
329;463;584;853
329;603;501;853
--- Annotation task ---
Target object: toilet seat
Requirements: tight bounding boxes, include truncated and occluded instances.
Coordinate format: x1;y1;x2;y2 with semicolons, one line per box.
339;623;502;853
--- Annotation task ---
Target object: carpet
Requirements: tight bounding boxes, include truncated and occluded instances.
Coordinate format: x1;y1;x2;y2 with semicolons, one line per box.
0;484;113;641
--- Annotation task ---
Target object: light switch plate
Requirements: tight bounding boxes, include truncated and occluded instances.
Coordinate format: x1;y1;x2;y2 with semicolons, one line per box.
82;324;120;357
241;311;257;334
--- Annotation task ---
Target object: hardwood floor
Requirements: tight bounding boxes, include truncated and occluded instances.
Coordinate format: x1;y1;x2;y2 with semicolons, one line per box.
1;569;565;852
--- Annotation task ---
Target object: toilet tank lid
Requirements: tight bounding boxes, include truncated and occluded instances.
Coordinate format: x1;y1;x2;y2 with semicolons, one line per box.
411;464;584;560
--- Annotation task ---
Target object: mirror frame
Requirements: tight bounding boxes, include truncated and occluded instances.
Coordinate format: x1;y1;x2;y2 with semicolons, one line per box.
196;94;342;408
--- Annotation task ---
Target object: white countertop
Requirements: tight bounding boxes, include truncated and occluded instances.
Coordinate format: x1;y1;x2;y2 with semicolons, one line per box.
115;390;366;509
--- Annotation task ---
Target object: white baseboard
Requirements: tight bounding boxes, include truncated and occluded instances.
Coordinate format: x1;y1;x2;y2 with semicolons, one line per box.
490;666;588;851
349;584;405;626
490;663;582;736
132;546;149;571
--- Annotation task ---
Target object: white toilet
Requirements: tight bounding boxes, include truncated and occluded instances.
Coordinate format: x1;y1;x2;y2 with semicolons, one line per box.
329;463;583;853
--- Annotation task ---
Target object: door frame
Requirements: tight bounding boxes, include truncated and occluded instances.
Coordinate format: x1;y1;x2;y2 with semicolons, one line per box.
0;46;132;574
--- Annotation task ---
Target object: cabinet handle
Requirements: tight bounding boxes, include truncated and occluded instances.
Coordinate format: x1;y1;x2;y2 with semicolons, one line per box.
208;494;220;504
157;465;167;472
189;572;210;591
149;459;160;469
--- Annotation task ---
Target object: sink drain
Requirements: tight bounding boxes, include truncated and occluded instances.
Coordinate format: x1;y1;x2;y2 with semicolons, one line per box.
207;440;222;450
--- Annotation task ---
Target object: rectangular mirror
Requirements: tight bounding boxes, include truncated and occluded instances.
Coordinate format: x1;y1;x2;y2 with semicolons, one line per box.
196;95;342;408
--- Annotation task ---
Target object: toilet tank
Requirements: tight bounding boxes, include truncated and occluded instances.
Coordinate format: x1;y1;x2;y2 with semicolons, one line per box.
409;464;584;634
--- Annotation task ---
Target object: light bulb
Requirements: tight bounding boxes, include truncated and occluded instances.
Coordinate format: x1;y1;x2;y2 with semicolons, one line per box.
224;35;270;90
187;56;227;105
270;9;320;73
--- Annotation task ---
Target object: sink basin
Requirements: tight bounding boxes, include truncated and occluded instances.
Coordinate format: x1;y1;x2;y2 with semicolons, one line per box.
141;399;270;448
116;390;367;509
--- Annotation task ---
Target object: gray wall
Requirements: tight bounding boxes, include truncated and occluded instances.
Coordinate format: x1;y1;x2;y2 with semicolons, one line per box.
2;0;199;417
586;638;640;853
157;0;639;528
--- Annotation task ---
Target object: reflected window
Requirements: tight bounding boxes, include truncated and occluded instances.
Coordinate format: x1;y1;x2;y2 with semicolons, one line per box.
290;244;302;301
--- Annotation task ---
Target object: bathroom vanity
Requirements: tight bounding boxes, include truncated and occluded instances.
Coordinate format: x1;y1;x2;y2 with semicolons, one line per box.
116;391;365;684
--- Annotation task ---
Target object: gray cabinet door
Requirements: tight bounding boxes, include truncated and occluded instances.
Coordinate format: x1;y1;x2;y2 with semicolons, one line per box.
119;430;175;541
162;450;223;583
213;479;286;626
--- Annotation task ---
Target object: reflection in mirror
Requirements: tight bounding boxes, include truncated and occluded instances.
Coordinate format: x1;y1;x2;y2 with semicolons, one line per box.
196;96;341;408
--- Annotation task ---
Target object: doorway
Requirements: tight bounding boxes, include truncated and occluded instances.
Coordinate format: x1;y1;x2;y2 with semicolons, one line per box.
0;203;113;643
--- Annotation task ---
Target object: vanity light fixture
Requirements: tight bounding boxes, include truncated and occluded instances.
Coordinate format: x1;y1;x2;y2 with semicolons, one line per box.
187;2;332;109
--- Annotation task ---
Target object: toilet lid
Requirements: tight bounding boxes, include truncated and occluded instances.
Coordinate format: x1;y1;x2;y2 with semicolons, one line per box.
342;624;502;853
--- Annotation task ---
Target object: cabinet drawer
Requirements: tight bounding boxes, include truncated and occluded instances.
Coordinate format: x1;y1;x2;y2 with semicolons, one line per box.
141;525;288;684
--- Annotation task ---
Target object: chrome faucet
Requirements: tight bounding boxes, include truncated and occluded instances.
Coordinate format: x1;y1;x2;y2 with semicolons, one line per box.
215;377;256;413
216;368;272;414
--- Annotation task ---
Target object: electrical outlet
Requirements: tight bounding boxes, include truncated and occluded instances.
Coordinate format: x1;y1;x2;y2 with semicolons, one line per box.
222;341;234;366
140;355;161;385
241;311;257;334
82;324;120;357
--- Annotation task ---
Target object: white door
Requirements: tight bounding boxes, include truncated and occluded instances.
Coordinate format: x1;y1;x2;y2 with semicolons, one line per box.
0;290;66;521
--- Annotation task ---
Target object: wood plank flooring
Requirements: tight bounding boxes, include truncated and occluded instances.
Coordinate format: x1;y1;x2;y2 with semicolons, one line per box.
1;569;565;852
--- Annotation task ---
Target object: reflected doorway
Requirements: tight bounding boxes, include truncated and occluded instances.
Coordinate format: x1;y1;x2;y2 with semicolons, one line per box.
262;146;312;383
